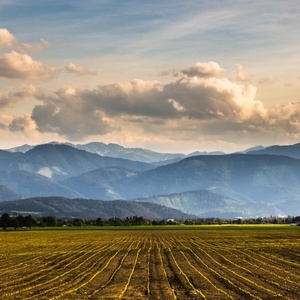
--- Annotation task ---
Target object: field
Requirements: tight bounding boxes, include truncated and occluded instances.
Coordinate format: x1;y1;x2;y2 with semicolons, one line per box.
0;226;299;299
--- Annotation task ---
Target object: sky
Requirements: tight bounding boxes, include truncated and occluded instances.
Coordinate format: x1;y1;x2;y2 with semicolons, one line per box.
0;0;300;153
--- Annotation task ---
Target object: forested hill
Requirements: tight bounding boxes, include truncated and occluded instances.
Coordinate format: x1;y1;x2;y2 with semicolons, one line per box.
0;197;197;220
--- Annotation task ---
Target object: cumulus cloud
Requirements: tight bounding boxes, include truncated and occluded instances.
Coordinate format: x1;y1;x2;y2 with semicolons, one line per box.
27;62;268;141
31;86;115;140
0;85;37;108
0;51;57;80
66;63;97;75
8;115;36;132
4;61;299;146
0;28;50;52
180;61;225;77
0;28;16;47
268;102;300;133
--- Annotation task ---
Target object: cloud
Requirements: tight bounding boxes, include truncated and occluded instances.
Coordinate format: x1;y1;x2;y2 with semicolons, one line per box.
258;75;278;85
180;61;225;78
3;61;299;146
8;115;36;132
31;86;115;140
27;62;267;141
0;28;16;47
0;28;50;52
0;51;57;80
0;85;37;108
235;64;251;82
66;63;97;75
268;102;300;133
17;38;51;52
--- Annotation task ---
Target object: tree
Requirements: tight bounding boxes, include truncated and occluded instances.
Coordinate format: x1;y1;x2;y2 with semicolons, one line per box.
72;218;83;226
1;213;12;230
24;215;38;228
96;218;104;226
42;216;58;227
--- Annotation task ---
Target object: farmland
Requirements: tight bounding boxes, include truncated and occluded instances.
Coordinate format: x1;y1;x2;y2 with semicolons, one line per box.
0;226;299;299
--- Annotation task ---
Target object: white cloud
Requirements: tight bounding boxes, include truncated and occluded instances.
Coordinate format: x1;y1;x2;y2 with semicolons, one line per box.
66;63;97;75
28;62;268;141
0;28;16;47
2;61;300;148
235;64;251;82
31;86;115;140
0;51;57;80
180;61;225;78
268;102;300;133
0;28;50;53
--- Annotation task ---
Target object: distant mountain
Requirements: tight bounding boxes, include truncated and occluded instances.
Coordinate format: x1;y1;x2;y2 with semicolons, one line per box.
188;151;225;156
2;142;300;218
58;153;300;216
6;144;153;180
75;142;185;163
113;154;300;216
7;142;185;163
0;183;21;201
7;141;229;163
135;190;284;218
5;144;33;153
115;154;300;198
247;143;300;159
0;170;82;199
0;150;22;169
62;167;138;200
0;197;197;220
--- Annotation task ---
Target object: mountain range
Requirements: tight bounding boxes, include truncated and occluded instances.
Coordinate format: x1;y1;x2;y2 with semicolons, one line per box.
0;141;300;219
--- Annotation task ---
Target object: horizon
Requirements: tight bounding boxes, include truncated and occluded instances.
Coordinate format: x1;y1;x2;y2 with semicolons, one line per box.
1;139;298;155
1;1;300;153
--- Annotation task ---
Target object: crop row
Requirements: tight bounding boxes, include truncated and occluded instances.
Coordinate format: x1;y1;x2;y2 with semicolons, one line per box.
0;228;299;299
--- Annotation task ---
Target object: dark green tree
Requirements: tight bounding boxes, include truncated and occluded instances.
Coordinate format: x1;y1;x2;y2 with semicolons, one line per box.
24;215;38;228
42;216;58;227
1;213;12;230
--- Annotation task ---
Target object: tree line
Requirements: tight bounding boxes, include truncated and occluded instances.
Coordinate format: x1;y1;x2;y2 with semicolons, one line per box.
0;213;300;230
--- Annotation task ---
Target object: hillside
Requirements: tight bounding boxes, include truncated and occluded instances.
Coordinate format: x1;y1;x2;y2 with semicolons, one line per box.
118;154;300;198
62;167;139;200
7;142;185;163
1;143;300;218
0;170;82;199
247;143;300;159
0;197;197;220
5;144;153;180
135;190;284;218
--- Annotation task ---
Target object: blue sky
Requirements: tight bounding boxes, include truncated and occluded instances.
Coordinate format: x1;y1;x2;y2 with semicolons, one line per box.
0;0;300;153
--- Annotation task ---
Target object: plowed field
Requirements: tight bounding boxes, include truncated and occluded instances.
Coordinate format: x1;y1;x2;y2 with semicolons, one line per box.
0;226;299;299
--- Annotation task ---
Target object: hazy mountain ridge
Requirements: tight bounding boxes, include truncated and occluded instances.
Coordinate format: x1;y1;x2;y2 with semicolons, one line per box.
62;167;139;200
134;190;284;218
115;154;300;198
76;142;186;163
1;142;300;218
0;197;197;219
0;170;83;200
7;142;186;163
7;141;226;163
247;143;300;159
5;144;153;181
